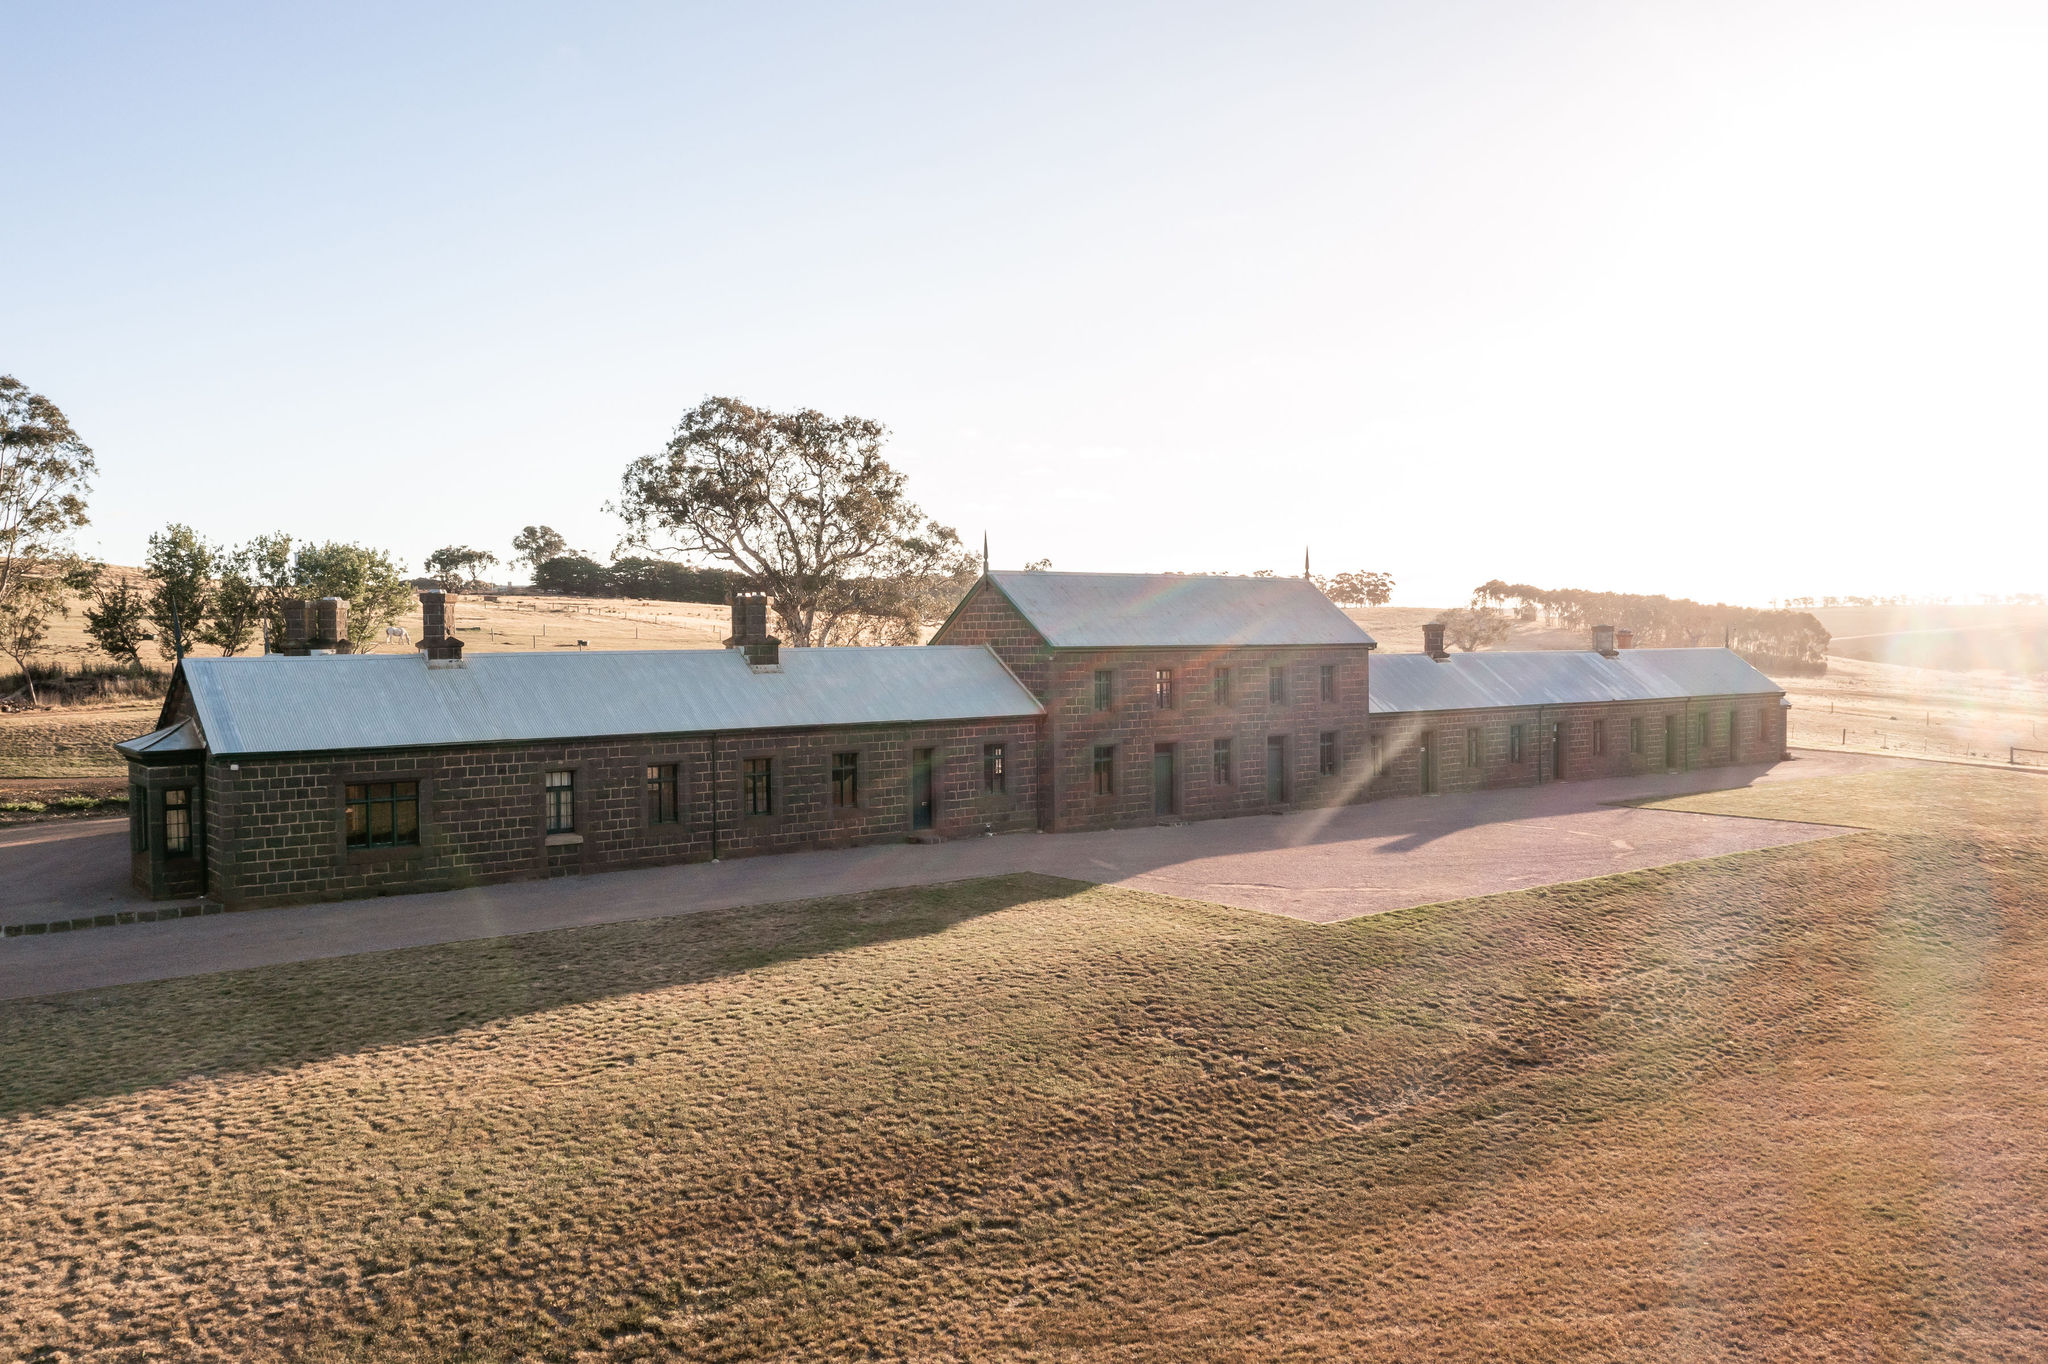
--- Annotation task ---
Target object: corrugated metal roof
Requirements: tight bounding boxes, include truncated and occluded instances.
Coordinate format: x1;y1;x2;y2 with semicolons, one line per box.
980;571;1376;648
177;646;1043;757
1369;648;1784;714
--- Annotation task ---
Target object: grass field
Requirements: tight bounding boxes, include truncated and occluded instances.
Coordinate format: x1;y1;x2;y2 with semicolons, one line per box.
1780;656;2048;765
3;763;2043;1361
0;700;159;779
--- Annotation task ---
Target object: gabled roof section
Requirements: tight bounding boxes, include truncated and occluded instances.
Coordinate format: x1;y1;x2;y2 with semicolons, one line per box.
176;646;1044;758
975;571;1376;649
115;716;206;762
1369;648;1784;715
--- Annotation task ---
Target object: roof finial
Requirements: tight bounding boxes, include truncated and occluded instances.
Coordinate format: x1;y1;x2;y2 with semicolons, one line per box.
982;531;989;576
1303;545;1311;580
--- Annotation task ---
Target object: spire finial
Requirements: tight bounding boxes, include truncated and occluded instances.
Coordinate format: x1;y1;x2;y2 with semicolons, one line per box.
982;531;989;576
1304;545;1311;580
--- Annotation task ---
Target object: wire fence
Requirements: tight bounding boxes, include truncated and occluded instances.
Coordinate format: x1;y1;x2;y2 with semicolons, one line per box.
1792;722;2042;764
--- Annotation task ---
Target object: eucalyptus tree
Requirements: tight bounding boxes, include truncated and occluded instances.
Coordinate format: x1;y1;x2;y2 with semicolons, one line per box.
612;397;971;646
0;377;97;701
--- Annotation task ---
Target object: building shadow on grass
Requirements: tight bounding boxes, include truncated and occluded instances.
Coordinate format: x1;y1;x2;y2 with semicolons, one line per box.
0;870;1091;1119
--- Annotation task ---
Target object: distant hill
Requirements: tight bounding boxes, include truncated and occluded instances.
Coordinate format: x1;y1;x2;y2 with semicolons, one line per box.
1813;605;2048;675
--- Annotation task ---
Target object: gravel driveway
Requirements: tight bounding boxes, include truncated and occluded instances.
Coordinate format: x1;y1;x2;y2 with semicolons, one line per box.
0;753;1892;1000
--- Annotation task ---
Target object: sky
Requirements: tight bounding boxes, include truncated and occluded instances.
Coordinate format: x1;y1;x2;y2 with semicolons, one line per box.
10;0;2046;607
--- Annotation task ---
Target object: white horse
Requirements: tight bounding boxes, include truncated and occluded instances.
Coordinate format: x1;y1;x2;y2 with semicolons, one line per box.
385;626;411;646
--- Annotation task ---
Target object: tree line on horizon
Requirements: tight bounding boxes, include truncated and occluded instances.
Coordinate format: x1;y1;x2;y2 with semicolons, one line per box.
1468;579;1831;673
10;373;1832;698
81;528;416;667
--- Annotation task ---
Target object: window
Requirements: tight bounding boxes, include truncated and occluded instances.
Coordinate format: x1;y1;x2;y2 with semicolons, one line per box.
647;764;680;823
1695;713;1709;746
983;743;1006;793
1155;668;1174;709
1728;708;1738;748
1758;708;1768;741
1212;737;1232;784
831;751;859;808
129;785;149;852
1093;669;1113;711
544;770;575;833
1592;720;1606;755
1630;717;1644;754
1319;731;1339;776
163;787;194;856
1214;667;1232;706
1092;745;1115;796
1371;734;1386;777
1320;664;1336;703
346;781;418;849
743;757;773;815
1466;728;1482;769
1269;666;1287;704
1509;725;1525;764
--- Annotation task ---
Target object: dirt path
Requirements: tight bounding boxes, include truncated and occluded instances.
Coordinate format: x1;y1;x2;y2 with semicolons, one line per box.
0;754;1897;1001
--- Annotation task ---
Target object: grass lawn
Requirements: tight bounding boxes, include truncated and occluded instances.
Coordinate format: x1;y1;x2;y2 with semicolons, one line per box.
2;767;2045;1361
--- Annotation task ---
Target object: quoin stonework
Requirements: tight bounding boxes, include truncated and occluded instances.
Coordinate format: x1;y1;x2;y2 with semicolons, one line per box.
118;573;1790;907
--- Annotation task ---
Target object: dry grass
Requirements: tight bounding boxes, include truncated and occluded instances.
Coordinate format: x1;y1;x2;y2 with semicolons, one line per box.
1781;655;2048;766
3;766;2046;1361
417;594;732;654
0;701;160;779
30;587;735;663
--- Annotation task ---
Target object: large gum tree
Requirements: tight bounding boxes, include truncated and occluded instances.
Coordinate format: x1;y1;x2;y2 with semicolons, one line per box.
0;376;97;702
612;397;972;647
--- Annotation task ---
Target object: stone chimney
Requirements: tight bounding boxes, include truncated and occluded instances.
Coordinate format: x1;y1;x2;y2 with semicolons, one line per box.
421;589;447;645
1422;621;1450;661
311;597;350;652
726;591;780;669
416;589;465;663
1592;624;1618;658
1615;628;1634;650
280;599;310;654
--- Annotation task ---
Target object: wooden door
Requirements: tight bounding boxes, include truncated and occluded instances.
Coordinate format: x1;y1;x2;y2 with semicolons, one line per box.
912;748;935;830
1153;744;1175;816
1265;737;1287;803
1418;731;1435;794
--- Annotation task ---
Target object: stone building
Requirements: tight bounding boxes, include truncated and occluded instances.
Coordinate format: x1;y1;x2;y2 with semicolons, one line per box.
119;590;1043;907
118;573;1789;908
1361;622;1790;798
929;571;1378;830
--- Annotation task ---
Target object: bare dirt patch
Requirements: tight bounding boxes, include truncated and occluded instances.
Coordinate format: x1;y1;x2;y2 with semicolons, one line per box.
1;766;2043;1360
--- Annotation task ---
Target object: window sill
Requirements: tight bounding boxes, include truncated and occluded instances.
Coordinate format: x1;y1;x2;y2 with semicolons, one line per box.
544;833;584;847
346;843;423;863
